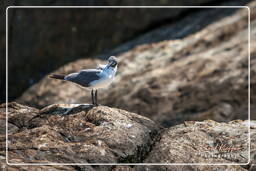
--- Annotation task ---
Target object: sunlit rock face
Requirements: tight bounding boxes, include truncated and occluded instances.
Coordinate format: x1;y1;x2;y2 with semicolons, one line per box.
0;102;160;170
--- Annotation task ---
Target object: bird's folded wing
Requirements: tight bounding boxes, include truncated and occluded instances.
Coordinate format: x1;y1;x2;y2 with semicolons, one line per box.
65;70;101;87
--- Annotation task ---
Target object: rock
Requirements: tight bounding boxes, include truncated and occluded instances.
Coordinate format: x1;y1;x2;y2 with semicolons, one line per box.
1;102;254;170
0;102;160;170
18;0;256;127
2;0;218;103
114;165;247;171
115;120;254;171
250;121;256;167
136;120;251;170
0;164;76;171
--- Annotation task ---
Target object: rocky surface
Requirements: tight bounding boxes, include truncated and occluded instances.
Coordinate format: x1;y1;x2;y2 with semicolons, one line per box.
114;165;248;171
136;120;250;169
0;102;254;170
0;102;160;170
251;121;256;170
2;0;220;103
18;1;255;127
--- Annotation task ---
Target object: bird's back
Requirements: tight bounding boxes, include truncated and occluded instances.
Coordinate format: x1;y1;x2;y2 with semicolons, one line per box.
64;69;101;87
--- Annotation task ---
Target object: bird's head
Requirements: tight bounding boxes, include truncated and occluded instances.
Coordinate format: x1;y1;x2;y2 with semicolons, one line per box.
107;56;118;68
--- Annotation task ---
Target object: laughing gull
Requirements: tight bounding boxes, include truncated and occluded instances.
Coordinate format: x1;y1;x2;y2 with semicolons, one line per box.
49;56;118;106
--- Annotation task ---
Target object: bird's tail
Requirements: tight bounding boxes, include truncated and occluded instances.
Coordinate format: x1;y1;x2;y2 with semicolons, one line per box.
49;74;65;80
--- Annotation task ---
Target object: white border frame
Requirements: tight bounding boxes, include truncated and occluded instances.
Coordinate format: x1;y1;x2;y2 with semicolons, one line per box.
5;6;251;166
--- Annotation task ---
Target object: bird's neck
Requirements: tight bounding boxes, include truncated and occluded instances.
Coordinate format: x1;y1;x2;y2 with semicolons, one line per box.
103;66;116;76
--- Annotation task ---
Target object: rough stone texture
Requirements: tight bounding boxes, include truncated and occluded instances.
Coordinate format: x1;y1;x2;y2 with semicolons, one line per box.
249;165;256;171
136;120;250;169
0;102;160;170
18;1;255;127
250;121;256;166
1;102;254;170
136;120;255;171
113;165;248;171
2;0;219;103
114;121;256;171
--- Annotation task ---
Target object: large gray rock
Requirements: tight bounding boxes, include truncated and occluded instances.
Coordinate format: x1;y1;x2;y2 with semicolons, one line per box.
18;1;255;127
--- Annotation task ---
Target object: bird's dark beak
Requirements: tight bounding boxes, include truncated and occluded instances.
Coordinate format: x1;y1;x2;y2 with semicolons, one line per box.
107;61;115;68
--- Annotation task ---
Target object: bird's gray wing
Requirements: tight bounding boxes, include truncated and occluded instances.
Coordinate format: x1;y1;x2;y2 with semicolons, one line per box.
64;69;101;87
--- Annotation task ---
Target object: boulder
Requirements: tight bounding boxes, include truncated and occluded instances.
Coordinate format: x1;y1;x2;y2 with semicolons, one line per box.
136;120;252;170
1;102;254;170
18;0;256;127
0;102;160;170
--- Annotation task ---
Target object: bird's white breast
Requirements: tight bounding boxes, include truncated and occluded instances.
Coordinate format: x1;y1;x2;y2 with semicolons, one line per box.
89;66;117;89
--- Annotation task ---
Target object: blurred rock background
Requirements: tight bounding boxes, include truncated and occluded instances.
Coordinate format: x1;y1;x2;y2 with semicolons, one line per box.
1;0;248;103
14;0;254;127
1;0;254;126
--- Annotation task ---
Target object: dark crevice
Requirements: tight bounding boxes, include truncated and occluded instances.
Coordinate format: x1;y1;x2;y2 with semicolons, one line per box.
139;128;164;163
8;120;21;129
6;147;47;151
58;131;73;142
115;127;164;165
71;165;83;171
111;128;164;170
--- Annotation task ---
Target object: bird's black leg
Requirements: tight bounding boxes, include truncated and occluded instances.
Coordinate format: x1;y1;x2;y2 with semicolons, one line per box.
95;89;98;106
91;89;94;105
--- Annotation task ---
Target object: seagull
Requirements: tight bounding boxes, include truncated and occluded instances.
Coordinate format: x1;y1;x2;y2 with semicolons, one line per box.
49;56;118;106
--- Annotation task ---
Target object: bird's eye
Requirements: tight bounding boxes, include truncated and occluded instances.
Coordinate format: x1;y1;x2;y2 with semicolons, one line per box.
111;61;116;66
